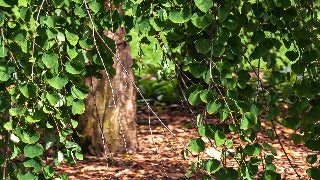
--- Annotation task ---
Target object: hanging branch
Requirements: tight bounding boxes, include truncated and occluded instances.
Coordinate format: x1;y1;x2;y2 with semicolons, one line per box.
244;56;301;179
31;0;46;82
147;110;168;177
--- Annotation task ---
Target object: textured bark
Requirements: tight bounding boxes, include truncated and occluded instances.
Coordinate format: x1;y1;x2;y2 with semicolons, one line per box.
78;27;138;155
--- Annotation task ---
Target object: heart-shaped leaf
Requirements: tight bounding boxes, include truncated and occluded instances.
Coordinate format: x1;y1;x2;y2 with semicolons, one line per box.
169;8;192;23
194;0;213;13
24;143;44;158
47;76;69;90
189;138;205;153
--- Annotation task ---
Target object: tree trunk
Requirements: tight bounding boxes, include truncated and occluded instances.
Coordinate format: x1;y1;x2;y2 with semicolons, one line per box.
78;27;138;155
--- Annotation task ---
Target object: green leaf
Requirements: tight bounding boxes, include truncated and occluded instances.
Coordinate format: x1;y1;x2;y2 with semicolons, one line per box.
251;30;265;44
290;133;301;145
267;129;275;141
219;107;229;121
11;145;20;159
191;13;212;29
250;103;263;116
195;39;211;54
189;138;205;153
307;167;320;179
0;10;5;26
14;32;26;43
67;46;79;60
17;172;36;180
217;27;230;44
0;45;8;57
169;8;192;23
71;84;90;99
52;0;65;7
200;90;214;103
306;155;317;164
226;139;233;148
71;119;78;129
65;60;84;74
24;143;43;158
46;92;60;106
241;2;251;14
188;90;201;106
215;168;238;179
204;159;221;174
75;151;83;160
148;18;164;31
198;124;214;138
19;83;37;98
282;117;301;129
262;142;277;156
207;102;221;114
71;0;82;3
79;38;94;50
74;4;86;17
0;97;9;112
58;174;68;180
212;44;225;57
42;53;59;69
194;0;213;13
214;130;225;146
228;36;243;56
47;76;69;89
252;3;264;18
16;126;40;144
294;98;309;112
189;63;206;78
72;100;85;115
44;16;55;28
45;135;54;150
185;171;192;178
89;0;101;13
222;15;238;30
25;111;44;123
291;61;305;74
244;143;262;156
4;121;13;131
23;158;42;173
43;165;55;179
0;65;14;82
9;107;24;116
302;49;318;63
262;170;281;179
218;6;229;22
149;17;165;31
240;112;257;130
65;31;79;46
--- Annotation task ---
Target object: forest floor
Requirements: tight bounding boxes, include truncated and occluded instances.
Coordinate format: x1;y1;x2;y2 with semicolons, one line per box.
55;105;313;179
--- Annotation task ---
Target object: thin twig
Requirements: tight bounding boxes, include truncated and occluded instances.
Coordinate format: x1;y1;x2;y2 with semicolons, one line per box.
2;130;11;180
245;57;301;179
148;110;168;177
31;0;46;82
272;121;301;179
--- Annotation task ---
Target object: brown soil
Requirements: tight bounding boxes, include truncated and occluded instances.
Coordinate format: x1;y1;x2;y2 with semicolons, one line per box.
54;105;314;179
